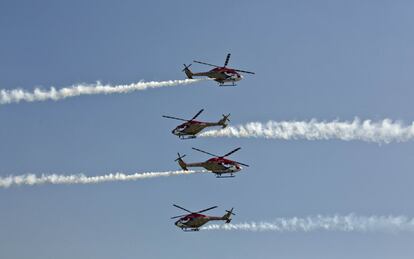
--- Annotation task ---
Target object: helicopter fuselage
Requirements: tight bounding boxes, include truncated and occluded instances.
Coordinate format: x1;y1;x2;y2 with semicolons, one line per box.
172;120;222;138
171;204;234;232
175;214;212;229
183;53;254;86
193;67;243;85
174;213;229;231
186;157;242;174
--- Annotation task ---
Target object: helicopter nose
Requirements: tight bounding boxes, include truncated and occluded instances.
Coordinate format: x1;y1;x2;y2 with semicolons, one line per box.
175;221;184;228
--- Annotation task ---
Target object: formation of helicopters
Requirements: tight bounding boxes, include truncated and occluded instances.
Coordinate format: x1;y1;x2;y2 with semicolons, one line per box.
168;54;253;231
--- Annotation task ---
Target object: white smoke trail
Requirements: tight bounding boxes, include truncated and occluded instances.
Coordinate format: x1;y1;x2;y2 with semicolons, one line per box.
0;170;205;188
0;79;204;104
200;118;414;144
203;214;414;233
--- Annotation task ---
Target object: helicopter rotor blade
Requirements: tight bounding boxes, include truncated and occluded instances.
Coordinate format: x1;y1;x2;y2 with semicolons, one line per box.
193;60;220;67
223;147;241;157
224;53;231;67
196;206;218;214
162;115;189;122
234;161;250;167
234;69;255;74
173;204;193;213
192;147;220;157
171;214;188;219
190;109;204;121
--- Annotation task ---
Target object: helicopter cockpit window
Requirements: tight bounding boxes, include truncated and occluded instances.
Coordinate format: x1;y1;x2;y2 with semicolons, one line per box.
177;125;187;130
220;163;230;169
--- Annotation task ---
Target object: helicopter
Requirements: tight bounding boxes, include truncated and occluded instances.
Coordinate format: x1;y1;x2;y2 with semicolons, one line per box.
171;204;235;232
162;109;230;139
182;53;255;86
176;147;249;178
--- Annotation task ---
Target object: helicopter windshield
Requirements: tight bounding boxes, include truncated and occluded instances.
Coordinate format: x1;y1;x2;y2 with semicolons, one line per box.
178;124;187;130
173;124;188;135
181;217;190;223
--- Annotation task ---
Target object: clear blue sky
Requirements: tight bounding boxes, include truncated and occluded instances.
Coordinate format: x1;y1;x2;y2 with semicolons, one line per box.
1;1;414;258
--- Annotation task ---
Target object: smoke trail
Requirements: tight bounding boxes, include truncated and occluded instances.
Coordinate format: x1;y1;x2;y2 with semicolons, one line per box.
0;79;205;104
203;214;414;233
200;118;414;144
0;170;205;188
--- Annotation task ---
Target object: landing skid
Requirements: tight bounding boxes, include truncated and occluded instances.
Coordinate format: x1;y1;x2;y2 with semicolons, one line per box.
215;174;235;178
218;83;237;87
179;135;197;140
183;228;200;232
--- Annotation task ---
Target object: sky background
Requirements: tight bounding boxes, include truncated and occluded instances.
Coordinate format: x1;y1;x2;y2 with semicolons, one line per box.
1;0;414;258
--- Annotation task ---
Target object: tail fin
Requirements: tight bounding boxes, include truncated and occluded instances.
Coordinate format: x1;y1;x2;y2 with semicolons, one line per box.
223;208;235;223
175;153;188;171
182;64;193;79
218;114;230;129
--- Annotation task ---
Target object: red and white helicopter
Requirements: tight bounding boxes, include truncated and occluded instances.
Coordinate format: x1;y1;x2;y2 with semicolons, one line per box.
171;204;235;232
162;109;230;139
183;53;255;86
176;147;249;178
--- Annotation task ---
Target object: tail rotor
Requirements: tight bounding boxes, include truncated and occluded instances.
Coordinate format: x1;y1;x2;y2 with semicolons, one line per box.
219;113;231;128
224;208;235;223
182;64;193;79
